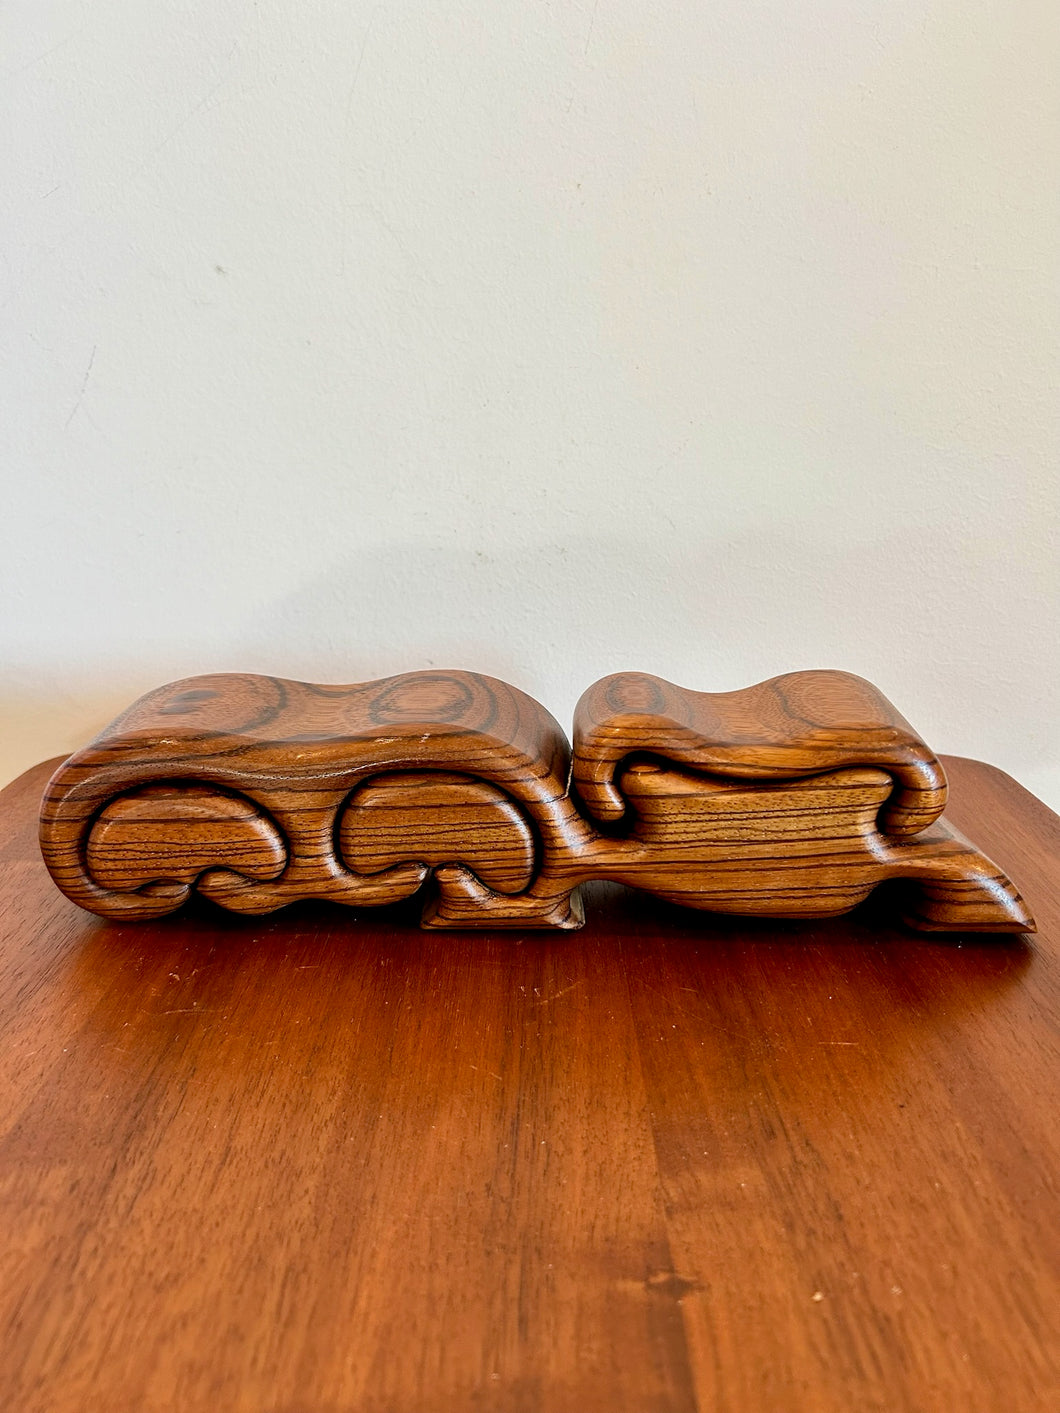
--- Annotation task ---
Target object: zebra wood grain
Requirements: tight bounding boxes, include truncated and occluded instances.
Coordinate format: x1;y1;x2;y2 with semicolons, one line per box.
39;669;1033;932
2;754;1059;1412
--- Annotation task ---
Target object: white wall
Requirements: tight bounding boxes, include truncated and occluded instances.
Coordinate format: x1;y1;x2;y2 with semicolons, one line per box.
2;1;1058;809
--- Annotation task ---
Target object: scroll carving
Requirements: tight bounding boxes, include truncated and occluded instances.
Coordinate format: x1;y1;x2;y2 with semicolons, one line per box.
39;669;1034;934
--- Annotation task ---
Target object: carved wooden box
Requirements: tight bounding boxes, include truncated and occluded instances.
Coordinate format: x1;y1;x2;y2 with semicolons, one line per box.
39;670;1033;933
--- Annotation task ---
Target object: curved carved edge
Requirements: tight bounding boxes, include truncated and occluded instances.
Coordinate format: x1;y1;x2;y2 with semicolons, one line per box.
565;764;1033;932
339;772;536;896
572;670;949;839
85;784;289;901
37;669;1035;934
873;819;1035;933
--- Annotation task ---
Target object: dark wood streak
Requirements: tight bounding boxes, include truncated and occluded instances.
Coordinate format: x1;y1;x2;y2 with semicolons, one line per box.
39;669;1033;933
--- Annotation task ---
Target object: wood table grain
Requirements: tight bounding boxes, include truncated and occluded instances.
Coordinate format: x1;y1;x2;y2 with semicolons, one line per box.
1;756;1057;1413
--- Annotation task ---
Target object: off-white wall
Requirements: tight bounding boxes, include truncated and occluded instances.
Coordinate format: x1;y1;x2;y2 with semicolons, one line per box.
3;2;1058;808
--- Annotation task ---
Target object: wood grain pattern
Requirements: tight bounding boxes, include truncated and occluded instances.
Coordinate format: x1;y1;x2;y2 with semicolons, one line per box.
572;669;948;837
86;785;287;894
340;771;536;895
39;669;1033;932
38;670;583;928
606;762;1028;930
2;754;1059;1412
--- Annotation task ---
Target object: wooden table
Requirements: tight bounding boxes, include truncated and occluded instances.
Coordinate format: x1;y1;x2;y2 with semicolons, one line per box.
2;755;1058;1412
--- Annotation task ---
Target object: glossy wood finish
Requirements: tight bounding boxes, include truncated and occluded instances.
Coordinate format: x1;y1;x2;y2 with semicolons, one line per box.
606;762;1029;931
572;669;948;837
38;670;583;929
87;785;288;894
3;755;1059;1412
39;669;1033;932
341;772;536;895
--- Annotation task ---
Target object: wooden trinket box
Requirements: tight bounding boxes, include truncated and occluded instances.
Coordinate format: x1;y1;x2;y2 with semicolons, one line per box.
39;668;1033;934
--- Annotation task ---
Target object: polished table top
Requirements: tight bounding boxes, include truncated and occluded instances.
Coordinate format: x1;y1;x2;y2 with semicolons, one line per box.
1;755;1058;1412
